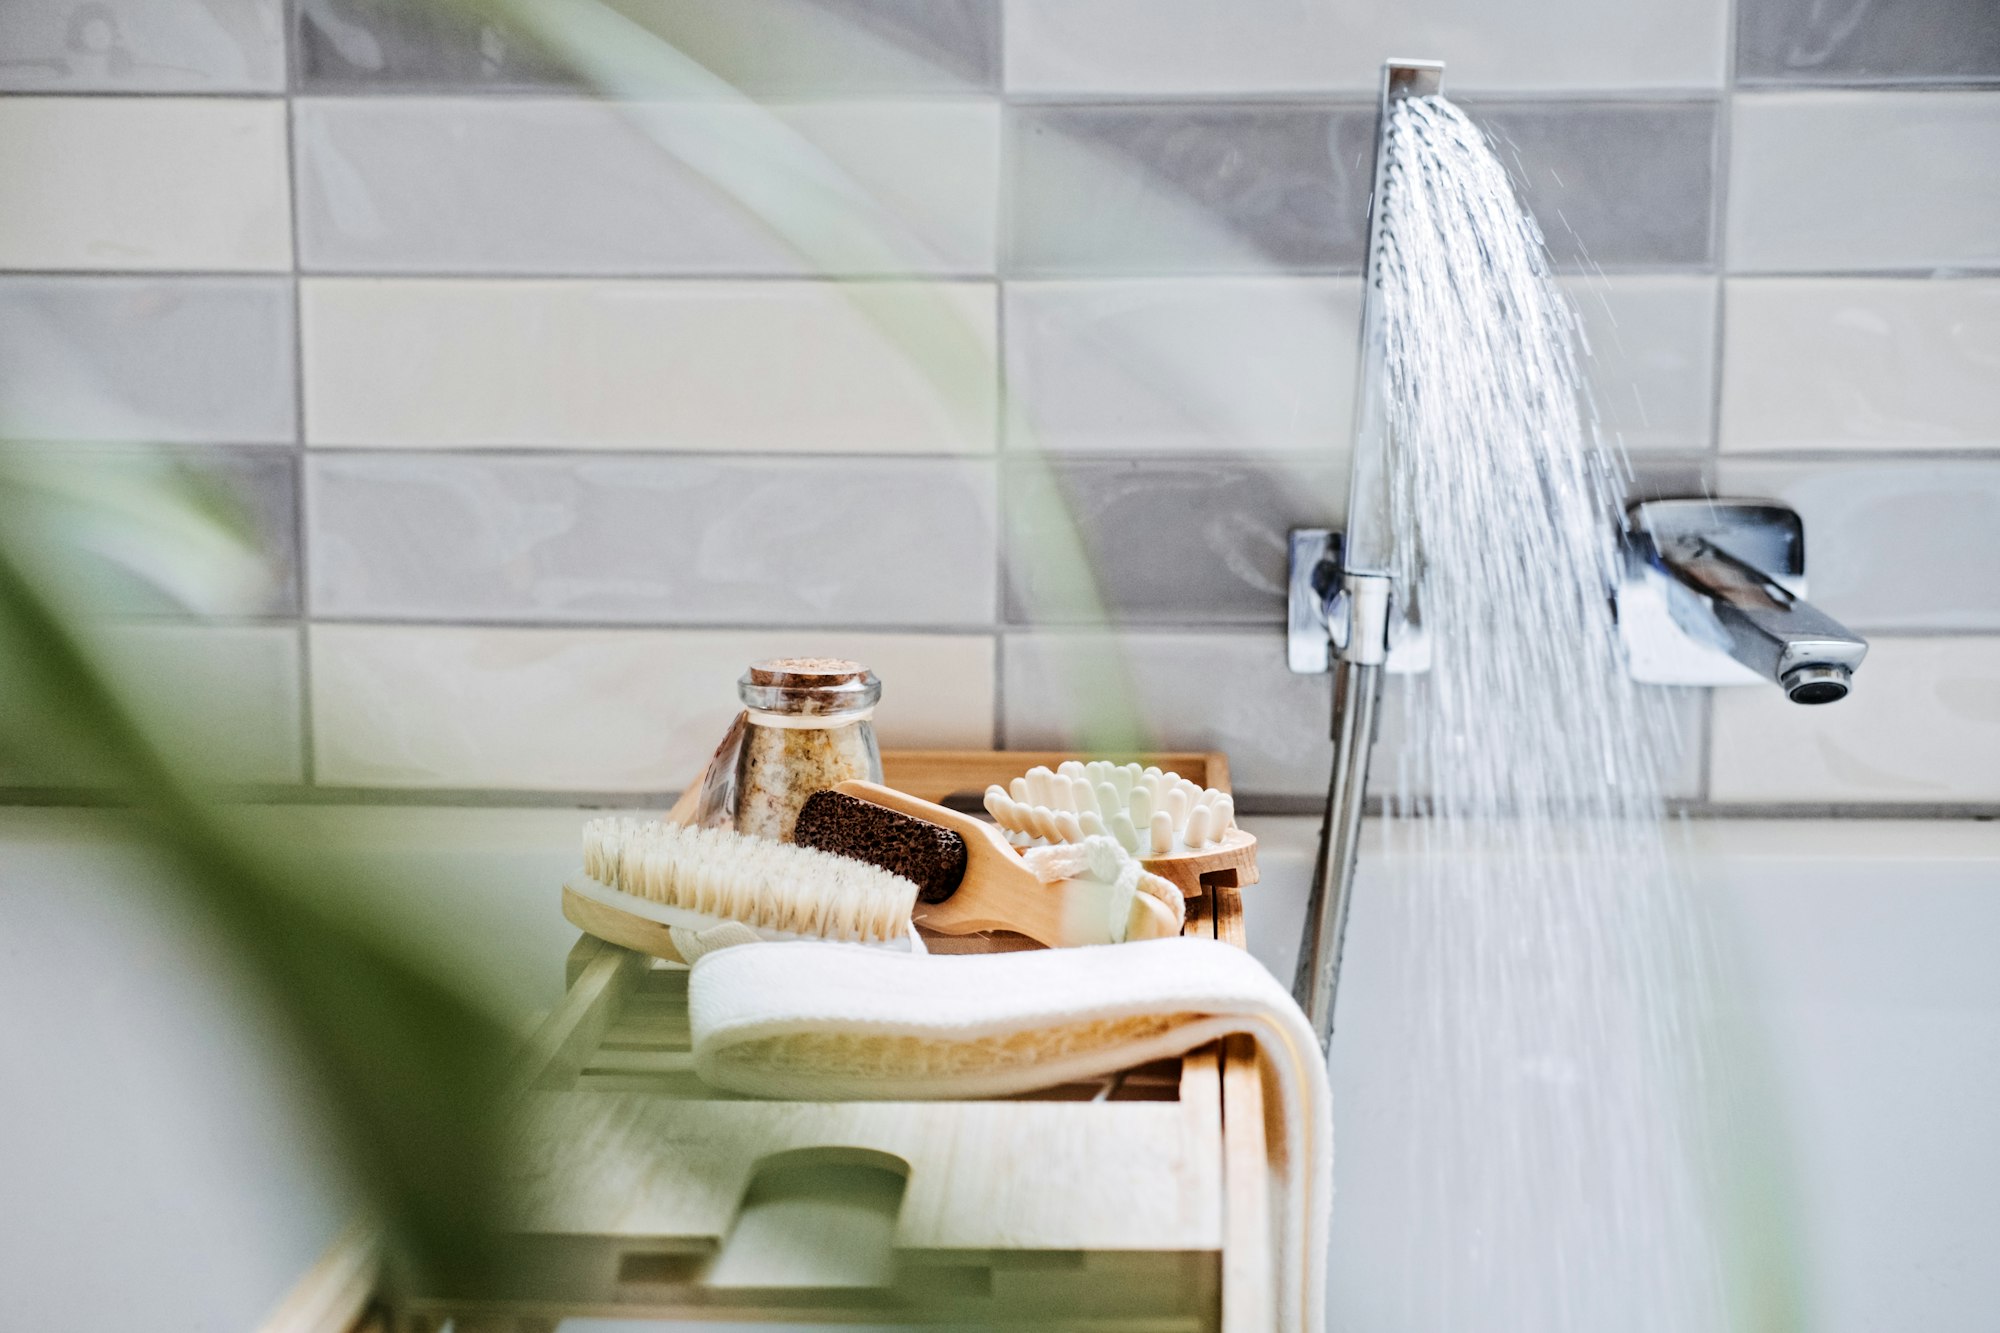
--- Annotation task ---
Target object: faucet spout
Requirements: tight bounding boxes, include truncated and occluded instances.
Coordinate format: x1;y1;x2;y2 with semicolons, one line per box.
1622;499;1868;704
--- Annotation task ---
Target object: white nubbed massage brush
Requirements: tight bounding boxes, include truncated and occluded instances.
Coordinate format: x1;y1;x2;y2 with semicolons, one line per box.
986;761;1236;855
563;817;923;964
981;762;1260;898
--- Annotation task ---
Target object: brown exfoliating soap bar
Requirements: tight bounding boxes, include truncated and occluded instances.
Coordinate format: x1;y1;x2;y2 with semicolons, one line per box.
795;789;967;905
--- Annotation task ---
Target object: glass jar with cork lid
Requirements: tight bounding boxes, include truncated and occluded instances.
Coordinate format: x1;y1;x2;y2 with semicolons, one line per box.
689;657;884;841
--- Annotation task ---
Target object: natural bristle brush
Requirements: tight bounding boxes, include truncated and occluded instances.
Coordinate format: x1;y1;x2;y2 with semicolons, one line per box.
796;780;1184;946
984;761;1259;898
562;818;923;964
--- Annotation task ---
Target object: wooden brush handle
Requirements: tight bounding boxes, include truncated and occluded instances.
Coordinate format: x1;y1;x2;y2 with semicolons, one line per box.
834;781;1178;946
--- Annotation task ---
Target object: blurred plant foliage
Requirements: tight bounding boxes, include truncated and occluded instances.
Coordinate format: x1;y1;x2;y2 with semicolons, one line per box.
0;447;515;1294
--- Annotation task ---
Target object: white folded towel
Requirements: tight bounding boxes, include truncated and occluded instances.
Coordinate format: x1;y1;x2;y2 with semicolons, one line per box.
688;935;1331;1332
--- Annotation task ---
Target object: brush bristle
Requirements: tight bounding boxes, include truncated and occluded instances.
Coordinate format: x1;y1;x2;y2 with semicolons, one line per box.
793;790;967;905
580;818;918;944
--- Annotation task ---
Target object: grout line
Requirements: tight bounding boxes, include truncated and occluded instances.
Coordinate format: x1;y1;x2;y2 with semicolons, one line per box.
287;617;2000;639
301;444;1004;462
1708;0;1738;462
0;267;1006;284
0;784;1992;820
996;0;1016;752
13;82;1993;103
1715;446;2000;463
281;11;319;789
1732;78;2000;93
45;440;2000;467
8;264;1993;282
304;614;1016;634
991;20;1015;753
0;88;288;100
1696;0;1738;808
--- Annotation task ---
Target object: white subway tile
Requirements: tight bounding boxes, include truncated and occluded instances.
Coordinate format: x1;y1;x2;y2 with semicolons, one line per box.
1004;0;1726;93
1721;278;2000;451
309;625;995;790
1728;92;2000;272
295;97;999;276
0;98;290;271
1003;629;1703;798
1710;637;2000;803
301;278;996;451
1005;278;1359;454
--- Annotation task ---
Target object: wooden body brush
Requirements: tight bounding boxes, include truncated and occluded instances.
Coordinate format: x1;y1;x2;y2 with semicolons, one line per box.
562;818;923;964
797;780;1183;946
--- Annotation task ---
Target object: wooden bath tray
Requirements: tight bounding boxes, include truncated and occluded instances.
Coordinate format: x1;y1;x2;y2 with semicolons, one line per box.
271;752;1277;1333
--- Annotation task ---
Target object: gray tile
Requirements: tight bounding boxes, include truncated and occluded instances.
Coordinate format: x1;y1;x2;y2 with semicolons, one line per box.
1006;104;1377;276
1464;101;1719;271
294;96;998;276
1002;454;1706;627
1717;458;2000;632
1001;630;1703;798
0;0;283;92
1002;457;1345;624
1006;101;1717;277
298;0;997;95
306;453;997;626
0;278;295;446
41;448;299;617
1001;629;1336;794
1004;0;1728;95
1740;0;2000;85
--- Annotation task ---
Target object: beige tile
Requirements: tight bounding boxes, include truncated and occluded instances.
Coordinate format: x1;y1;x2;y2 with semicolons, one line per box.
6;624;303;786
1004;275;1712;455
1721;278;2000;451
1709;637;2000;803
309;625;995;790
1566;275;1718;453
0;98;290;271
301;278;996;451
1728;92;2000;272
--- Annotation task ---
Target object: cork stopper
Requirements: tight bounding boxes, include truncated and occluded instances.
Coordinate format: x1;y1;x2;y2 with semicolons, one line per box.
746;657;871;688
739;657;881;716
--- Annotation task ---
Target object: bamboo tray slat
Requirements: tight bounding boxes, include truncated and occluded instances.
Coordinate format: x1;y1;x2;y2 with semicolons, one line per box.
277;751;1270;1333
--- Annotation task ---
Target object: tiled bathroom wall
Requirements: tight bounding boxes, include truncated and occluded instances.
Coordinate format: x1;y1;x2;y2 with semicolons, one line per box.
2;0;1997;807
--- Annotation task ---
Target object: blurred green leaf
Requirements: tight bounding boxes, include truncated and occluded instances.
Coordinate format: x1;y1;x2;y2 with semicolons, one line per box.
0;449;516;1295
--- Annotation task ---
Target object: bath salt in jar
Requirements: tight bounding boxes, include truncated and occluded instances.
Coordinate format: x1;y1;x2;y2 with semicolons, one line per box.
707;658;883;841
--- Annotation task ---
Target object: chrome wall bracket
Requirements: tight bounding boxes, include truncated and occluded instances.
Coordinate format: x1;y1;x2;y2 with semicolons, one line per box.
1287;528;1427;675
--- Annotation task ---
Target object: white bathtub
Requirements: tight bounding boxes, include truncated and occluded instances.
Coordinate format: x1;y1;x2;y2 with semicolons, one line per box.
2;810;1995;1330
1241;816;2000;1333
